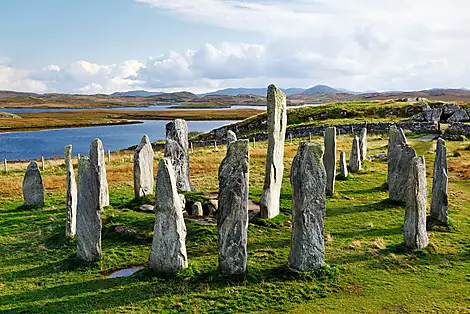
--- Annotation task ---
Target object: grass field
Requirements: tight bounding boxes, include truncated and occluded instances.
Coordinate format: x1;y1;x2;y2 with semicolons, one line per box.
0;134;469;313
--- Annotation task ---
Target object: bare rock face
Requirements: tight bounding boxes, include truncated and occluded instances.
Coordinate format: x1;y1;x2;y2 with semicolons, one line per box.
404;156;429;249
64;145;77;237
339;151;349;179
260;85;287;219
447;108;470;123
90;138;109;208
388;126;408;155
76;157;102;262
149;158;188;273
323;127;336;196
218;140;249;275
443;103;460;115
22;161;45;207
134;135;154;198
227;130;237;147
430;138;449;225
388;145;417;203
423;107;443;123
359;127;367;161
289;142;326;271
164;119;194;192
349;136;362;173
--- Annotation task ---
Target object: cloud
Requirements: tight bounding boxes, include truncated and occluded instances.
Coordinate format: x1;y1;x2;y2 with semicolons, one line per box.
0;63;47;92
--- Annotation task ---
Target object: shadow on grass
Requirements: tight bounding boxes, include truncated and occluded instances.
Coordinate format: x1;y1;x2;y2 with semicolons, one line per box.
327;199;404;218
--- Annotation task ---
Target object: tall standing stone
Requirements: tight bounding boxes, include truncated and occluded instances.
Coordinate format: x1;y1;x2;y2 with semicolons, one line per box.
64;145;77;237
430;138;449;225
359;127;367;161
218;140;249;275
289;142;326;271
404;156;429;249
76;157;102;262
134;135;155;198
89;139;109;208
22;161;45;207
227;130;237;147
349;136;362;173
149;158;188;272
339;151;349;179
323;127;336;196
260;84;287;219
388;125;407;155
164;119;194;192
388;145;417;202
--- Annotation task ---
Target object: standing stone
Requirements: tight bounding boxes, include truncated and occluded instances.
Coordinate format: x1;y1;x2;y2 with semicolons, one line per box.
76;157;102;262
64;145;77;237
41;156;45;171
388;125;407;155
388;145;417;203
323;127;336;196
134;135;155;198
164;119;194;192
89;139;109;208
218;140;249;275
289;142;326;271
404;156;429;249
3;159;7;173
430;138;449;225
227;130;237;147
149;158;188;273
349;136;362;173
339;152;349;179
22;161;45;207
192;202;203;216
260;84;287;219
359;127;367;161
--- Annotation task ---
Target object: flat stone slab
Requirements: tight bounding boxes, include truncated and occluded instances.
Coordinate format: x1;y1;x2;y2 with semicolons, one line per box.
416;134;440;142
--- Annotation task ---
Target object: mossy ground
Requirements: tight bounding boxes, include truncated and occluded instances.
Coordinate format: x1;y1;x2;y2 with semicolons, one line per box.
1;134;470;313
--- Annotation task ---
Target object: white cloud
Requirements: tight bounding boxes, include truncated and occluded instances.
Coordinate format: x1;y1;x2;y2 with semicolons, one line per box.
0;63;47;92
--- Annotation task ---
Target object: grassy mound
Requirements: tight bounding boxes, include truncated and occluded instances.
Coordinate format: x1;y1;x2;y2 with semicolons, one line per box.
0;112;21;119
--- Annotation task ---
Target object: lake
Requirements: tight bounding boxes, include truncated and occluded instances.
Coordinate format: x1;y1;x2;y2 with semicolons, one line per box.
0;120;234;161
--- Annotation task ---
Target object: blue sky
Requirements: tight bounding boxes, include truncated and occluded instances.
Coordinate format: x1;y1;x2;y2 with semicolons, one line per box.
1;0;469;94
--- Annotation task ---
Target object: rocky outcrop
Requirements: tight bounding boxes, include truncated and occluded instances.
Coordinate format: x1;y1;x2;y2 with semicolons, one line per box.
289;142;326;271
260;85;287;219
218;140;249;275
447;108;469;123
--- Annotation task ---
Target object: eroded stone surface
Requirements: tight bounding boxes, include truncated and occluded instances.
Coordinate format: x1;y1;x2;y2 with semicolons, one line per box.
430;138;449;225
323;127;336;196
76;157;102;262
218;140;249;275
289;142;326;271
339;151;349;179
447;108;469;123
90;138;109;208
359;127;367;161
349;136;362;173
164;119;194;192
64;145;77;237
149;158;188;273
388;145;417;202
404;156;429;249
260;84;287;218
388;126;408;155
227;130;237;147
134;135;154;198
23;161;44;207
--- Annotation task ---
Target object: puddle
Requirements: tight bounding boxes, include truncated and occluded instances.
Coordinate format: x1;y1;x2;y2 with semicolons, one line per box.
106;266;143;279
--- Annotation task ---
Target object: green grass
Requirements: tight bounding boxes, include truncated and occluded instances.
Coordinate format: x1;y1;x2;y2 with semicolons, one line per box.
1;137;470;313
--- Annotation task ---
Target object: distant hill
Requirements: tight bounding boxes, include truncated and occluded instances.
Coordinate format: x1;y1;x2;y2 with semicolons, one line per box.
301;85;341;95
201;87;329;96
111;90;165;97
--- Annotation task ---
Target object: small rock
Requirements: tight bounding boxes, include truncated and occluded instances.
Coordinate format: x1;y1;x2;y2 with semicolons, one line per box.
140;204;155;212
192;202;203;216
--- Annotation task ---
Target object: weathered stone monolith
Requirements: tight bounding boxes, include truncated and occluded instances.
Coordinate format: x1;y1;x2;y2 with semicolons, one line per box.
134;135;154;198
388;145;417;202
430;138;448;225
89;138;109;208
323;127;336;196
22;161;44;207
260;85;287;219
359;127;367;161
388;125;407;155
404;156;429;249
149;158;188;272
339;151;349;179
289;142;326;271
218;140;249;275
164;119;194;192
227;130;237;147
76;157;102;262
64;145;77;237
349;136;362;173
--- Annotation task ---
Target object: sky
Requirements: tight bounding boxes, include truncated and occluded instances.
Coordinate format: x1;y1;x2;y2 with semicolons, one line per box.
1;0;470;94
